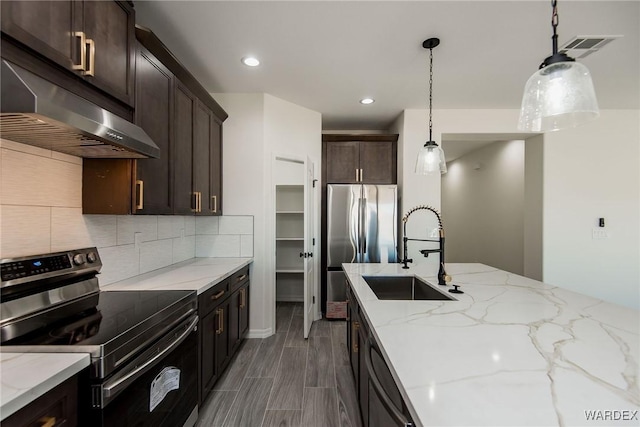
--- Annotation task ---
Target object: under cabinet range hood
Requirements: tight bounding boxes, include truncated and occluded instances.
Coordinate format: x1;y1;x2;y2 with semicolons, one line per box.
0;60;160;159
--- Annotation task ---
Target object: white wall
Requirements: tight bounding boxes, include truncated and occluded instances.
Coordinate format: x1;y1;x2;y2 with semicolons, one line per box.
394;108;639;309
524;134;544;280
543;110;639;309
442;140;525;275
214;93;321;336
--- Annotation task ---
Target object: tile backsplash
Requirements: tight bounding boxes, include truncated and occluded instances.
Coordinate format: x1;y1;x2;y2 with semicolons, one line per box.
0;139;253;286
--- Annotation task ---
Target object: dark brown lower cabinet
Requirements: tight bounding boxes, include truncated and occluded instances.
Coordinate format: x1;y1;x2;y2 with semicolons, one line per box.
3;372;80;427
346;281;414;427
199;268;250;405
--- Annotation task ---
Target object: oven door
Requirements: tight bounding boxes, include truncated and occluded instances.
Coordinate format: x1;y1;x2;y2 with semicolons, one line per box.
88;315;198;427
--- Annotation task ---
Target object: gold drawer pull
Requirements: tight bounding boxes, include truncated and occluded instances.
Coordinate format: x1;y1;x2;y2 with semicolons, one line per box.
72;32;86;71
211;195;217;213
39;417;56;427
211;290;225;301
136;179;144;210
235;274;247;282
84;38;95;76
352;321;359;353
216;308;224;334
240;288;246;308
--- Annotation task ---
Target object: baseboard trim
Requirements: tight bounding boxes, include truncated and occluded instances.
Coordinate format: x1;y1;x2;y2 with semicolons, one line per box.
246;328;273;339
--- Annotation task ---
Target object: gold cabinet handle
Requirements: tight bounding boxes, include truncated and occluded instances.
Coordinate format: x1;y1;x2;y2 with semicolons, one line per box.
72;31;86;71
211;195;217;213
136;179;144;210
360;168;363;182
192;193;198;212
236;274;247;283
198;192;202;213
210;290;225;301
352;321;359;353
39;417;56;427
216;308;224;334
240;288;246;308
355;168;359;182
84;38;95;76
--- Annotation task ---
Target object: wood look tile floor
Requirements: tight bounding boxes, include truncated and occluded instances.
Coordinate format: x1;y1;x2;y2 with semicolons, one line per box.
197;302;362;427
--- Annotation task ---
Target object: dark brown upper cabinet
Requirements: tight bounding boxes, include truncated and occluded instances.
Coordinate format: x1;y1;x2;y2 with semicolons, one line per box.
1;0;135;107
83;26;226;215
323;135;398;185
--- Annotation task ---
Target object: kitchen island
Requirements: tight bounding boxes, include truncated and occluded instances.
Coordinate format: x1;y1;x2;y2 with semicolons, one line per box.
344;262;639;426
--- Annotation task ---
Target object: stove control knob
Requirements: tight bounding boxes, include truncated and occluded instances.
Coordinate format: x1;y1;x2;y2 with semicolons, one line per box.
87;252;97;263
73;254;86;266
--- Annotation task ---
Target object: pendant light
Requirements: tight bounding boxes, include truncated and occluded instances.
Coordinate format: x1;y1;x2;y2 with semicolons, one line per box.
416;38;447;175
518;0;599;132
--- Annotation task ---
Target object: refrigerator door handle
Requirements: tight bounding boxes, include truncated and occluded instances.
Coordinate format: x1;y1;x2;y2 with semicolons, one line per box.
362;198;367;254
349;193;358;263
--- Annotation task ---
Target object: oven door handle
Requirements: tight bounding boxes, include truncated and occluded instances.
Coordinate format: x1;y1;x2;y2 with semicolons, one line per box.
102;315;198;400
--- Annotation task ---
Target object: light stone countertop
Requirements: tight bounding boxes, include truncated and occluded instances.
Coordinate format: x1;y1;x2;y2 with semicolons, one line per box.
343;262;640;427
0;257;252;419
0;353;90;421
102;257;253;294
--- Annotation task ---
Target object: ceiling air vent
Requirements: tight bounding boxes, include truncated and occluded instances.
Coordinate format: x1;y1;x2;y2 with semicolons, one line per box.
559;35;622;59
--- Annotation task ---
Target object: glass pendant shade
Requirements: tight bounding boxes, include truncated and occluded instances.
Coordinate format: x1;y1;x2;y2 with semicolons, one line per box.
518;61;599;132
415;141;447;175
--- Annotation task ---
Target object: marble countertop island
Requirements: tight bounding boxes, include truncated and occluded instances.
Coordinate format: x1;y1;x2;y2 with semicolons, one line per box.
103;257;252;293
343;262;639;426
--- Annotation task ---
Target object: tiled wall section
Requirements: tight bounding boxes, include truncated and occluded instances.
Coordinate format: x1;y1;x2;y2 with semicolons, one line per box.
0;139;254;287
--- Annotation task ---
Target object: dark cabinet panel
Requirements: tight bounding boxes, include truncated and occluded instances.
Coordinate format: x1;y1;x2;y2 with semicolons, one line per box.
322;135;398;185
1;0;78;71
1;0;134;107
173;81;196;215
193;101;212;216
359;141;397;184
198;275;249;406
358;318;370;427
209;119;223;215
134;45;173;214
326;141;359;184
82;1;135;105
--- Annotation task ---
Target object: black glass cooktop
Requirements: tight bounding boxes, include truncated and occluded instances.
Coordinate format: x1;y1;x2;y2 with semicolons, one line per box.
5;290;195;347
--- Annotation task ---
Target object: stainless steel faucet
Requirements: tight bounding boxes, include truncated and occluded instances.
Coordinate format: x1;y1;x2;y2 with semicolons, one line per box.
400;205;451;286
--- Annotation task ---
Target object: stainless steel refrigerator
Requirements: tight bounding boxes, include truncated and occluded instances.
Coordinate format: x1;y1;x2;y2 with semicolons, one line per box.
326;184;398;315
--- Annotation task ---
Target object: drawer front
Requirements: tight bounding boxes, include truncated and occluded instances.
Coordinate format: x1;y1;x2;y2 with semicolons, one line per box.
199;279;229;316
229;266;249;293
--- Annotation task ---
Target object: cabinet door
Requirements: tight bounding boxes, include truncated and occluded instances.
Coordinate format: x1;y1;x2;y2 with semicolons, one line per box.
1;1;79;72
134;45;173;214
193;101;212;215
229;288;241;353
358;321;370;427
359;141;397;184
209;117;223;215
326;141;360;184
173;81;196;215
215;299;231;372
82;0;135;106
200;310;218;402
239;283;250;339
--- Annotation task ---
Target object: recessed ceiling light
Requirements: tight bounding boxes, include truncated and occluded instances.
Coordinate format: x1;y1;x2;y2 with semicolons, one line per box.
360;98;375;105
242;56;260;67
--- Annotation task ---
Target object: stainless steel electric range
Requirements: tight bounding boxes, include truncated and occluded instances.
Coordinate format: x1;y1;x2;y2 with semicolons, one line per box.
0;247;198;427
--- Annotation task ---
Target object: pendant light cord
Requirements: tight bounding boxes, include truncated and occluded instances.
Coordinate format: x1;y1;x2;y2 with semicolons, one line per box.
551;0;559;54
428;47;433;142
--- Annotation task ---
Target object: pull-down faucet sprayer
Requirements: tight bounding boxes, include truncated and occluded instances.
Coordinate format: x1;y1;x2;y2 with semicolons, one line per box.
401;205;451;286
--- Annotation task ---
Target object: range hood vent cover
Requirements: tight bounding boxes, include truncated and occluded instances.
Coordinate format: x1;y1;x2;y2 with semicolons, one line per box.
0;60;160;159
559;35;622;59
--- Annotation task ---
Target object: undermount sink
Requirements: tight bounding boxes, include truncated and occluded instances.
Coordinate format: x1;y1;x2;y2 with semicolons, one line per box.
362;276;455;301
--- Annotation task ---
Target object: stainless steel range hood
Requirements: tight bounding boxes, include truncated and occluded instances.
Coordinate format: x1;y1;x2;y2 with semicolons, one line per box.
0;60;160;159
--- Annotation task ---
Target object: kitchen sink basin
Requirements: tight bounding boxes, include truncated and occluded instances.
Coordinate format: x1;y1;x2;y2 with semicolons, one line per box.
362;276;454;301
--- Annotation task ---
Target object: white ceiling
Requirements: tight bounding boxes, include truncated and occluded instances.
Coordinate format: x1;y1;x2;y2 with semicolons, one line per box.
134;1;639;132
